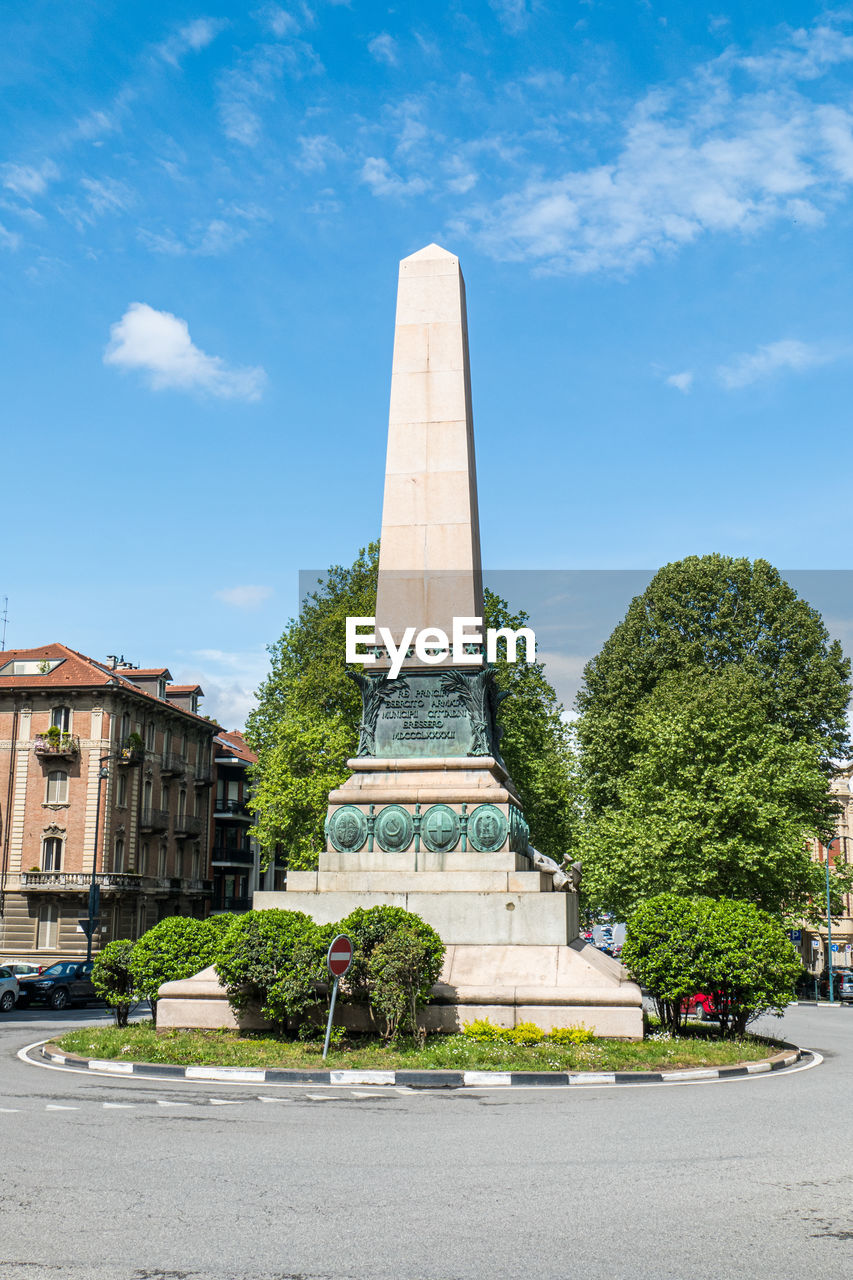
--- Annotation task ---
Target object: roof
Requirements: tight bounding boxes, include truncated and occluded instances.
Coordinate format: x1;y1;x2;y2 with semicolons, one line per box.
214;729;257;765
119;667;171;678
0;643;219;730
167;684;203;694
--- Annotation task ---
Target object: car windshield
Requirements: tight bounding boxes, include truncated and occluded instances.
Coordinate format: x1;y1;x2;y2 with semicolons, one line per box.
39;963;77;976
0;967;10;978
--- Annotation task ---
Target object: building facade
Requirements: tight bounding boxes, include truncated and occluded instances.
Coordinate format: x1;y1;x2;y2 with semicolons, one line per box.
802;763;853;973
0;644;218;961
211;730;284;913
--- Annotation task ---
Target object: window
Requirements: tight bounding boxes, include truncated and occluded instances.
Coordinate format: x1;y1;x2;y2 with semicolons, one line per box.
51;706;71;732
157;678;166;700
37;904;58;950
192;849;200;880
158;845;167;877
45;771;69;804
143;780;152;809
42;837;62;871
139;842;149;875
120;713;131;740
117;772;127;806
163;728;172;756
161;784;170;811
145;721;155;751
178;790;186;819
114;837;125;873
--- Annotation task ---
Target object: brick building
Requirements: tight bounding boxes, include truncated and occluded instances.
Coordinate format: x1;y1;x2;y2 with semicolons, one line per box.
211;730;284;913
0;644;219;960
802;764;853;973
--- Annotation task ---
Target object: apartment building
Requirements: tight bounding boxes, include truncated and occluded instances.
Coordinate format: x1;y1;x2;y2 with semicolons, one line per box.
0;644;219;960
211;729;284;913
802;763;853;972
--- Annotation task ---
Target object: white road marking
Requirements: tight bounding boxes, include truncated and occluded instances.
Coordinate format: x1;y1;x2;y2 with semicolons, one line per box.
103;1102;135;1108
351;1091;384;1098
0;1107;21;1112
209;1098;244;1105
156;1100;190;1107
46;1104;78;1110
305;1093;335;1101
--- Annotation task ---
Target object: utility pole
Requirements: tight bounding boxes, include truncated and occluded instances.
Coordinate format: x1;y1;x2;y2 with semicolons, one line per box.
86;758;110;962
1;597;8;651
825;839;835;1005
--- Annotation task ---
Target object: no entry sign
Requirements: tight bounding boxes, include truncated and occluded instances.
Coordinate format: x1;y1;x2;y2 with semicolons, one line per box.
327;934;354;978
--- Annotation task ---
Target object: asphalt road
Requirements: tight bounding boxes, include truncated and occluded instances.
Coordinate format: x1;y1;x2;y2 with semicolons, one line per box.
1;1002;852;1280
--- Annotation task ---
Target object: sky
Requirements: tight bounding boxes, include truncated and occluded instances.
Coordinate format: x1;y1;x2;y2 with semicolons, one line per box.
3;1;853;727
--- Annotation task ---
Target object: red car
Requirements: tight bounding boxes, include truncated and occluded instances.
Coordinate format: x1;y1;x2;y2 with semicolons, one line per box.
684;992;720;1020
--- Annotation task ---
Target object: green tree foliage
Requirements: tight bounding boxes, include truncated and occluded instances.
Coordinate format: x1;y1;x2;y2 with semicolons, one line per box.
623;894;801;1036
246;543;577;866
367;927;439;1044
130;917;221;1025
581;668;837;919
576;555;850;819
214;908;330;1033
91;939;138;1028
338;905;445;1008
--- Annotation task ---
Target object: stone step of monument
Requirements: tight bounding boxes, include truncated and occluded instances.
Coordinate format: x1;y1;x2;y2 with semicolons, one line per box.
288;870;554;894
319;850;531;873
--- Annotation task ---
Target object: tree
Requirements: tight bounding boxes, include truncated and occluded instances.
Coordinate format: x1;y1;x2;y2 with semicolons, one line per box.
246;544;577;867
623;893;802;1036
213;908;330;1033
130;916;222;1025
580;668;839;919
576;555;850;819
91;939;138;1028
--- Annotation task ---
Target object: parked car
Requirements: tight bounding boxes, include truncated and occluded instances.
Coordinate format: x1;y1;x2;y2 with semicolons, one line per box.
0;960;43;977
818;967;852;1000
15;960;96;1010
684;992;721;1020
0;966;20;1012
839;974;853;1004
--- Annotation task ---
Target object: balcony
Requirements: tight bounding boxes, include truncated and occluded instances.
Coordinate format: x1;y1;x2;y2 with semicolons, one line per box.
214;799;251;822
139;807;170;833
20;871;145;893
212;846;254;866
117;738;144;766
214;895;252;913
33;733;80;759
193;768;213;788
174;814;203;838
160;753;185;777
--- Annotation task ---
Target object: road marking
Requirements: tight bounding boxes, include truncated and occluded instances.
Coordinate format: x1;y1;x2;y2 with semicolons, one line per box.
0;1107;21;1112
351;1091;384;1098
256;1096;292;1103
46;1104;78;1110
103;1102;135;1109
305;1093;335;1101
156;1100;190;1107
210;1098;244;1105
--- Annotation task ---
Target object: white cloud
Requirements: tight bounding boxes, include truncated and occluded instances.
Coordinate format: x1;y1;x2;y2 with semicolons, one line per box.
259;4;313;38
104;302;266;400
456;18;853;274
0;222;21;250
738;22;853;81
361;157;429;199
215;585;274;609
666;371;694;393
294;134;344;173
717;338;840;388
368;33;398;66
60;177;134;230
489;0;534;35
158;17;228;66
2;160;59;199
174;648;270;729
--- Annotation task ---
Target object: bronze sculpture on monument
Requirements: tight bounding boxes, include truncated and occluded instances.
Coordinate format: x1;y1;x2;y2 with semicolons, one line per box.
158;243;641;1036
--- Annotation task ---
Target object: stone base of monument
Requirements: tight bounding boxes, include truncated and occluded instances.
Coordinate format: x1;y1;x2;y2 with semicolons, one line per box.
155;943;642;1039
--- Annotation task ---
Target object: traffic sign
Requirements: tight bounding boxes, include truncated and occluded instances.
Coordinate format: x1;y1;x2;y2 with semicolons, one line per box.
327;934;353;978
77;917;98;939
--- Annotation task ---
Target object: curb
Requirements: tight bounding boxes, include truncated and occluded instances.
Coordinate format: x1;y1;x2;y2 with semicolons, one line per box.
33;1041;805;1088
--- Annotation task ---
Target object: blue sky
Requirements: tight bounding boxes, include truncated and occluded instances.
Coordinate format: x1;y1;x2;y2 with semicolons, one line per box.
3;2;853;726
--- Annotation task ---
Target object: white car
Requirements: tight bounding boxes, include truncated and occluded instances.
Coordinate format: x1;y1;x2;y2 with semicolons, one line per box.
0;966;20;1012
0;960;42;977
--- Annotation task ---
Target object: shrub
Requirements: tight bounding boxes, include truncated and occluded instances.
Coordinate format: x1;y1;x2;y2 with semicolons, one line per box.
91;940;138;1028
506;1021;545;1046
130;916;221;1025
214;909;327;1033
462;1018;508;1043
549;1026;594;1045
694;898;802;1035
336;905;445;1006
624;893;802;1036
366;925;443;1044
622;894;706;1032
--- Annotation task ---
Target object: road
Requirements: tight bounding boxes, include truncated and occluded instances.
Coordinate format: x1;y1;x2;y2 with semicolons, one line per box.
1;1002;852;1280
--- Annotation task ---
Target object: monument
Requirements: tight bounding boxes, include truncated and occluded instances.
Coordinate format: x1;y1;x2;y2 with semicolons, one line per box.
253;244;642;1037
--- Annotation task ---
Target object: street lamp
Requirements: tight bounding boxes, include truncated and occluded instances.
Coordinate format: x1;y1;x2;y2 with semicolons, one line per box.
86;757;110;963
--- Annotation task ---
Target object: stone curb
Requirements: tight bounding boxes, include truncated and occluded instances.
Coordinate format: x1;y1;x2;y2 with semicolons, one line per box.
35;1042;804;1088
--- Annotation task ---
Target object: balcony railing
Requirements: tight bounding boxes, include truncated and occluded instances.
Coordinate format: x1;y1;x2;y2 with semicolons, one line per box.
21;871;145;892
139;807;170;833
33;734;80;759
212;847;254;866
174;814;203;837
214;800;251;820
193;768;213;787
160;753;185;777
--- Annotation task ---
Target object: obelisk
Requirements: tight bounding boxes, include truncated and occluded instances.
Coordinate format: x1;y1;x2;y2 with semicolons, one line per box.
374;243;483;645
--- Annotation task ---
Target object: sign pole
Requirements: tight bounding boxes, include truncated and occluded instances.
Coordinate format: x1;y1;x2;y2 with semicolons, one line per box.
323;977;340;1061
322;934;353;1061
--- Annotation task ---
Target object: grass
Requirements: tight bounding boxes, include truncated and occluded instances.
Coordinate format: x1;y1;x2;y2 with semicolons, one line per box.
55;1022;781;1073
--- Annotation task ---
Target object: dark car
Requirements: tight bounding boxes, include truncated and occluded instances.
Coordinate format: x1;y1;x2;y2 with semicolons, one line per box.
16;961;96;1010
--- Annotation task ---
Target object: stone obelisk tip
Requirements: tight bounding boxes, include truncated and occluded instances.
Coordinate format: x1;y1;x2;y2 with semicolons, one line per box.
375;246;483;651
